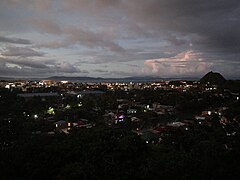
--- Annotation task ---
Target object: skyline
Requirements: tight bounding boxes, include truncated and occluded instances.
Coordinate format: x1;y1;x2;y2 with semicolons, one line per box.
0;0;240;79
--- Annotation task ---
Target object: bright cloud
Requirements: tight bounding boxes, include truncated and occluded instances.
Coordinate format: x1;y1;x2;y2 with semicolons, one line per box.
144;50;213;77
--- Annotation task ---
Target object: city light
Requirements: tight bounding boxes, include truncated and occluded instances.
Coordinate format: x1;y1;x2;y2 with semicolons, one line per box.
47;107;55;115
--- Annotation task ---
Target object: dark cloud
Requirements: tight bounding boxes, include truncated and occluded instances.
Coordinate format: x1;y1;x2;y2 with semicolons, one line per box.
55;62;87;73
0;57;87;77
64;27;125;53
94;69;108;73
31;19;125;53
166;34;190;46
0;36;31;45
1;47;44;57
59;0;240;61
125;64;140;68
125;0;240;52
0;57;50;69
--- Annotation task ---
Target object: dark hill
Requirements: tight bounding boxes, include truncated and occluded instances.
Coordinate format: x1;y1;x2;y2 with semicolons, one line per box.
200;71;226;85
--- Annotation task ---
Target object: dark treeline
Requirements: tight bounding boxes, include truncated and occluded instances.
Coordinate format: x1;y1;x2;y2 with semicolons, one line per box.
2;124;240;179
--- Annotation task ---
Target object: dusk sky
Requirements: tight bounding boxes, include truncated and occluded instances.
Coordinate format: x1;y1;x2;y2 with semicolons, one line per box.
0;0;240;78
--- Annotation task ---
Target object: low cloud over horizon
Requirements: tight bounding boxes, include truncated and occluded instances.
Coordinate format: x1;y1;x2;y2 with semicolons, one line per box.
0;0;240;78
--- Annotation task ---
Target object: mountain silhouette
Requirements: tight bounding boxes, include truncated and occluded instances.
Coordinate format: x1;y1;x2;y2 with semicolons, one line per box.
200;71;226;85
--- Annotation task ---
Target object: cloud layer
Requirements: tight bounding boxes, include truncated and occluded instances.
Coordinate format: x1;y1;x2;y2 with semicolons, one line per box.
0;36;31;45
0;0;240;78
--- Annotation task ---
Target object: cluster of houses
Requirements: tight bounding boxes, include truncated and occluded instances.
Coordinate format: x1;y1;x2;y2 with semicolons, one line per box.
54;119;94;134
132;105;239;144
2;78;238;142
103;98;175;126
